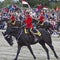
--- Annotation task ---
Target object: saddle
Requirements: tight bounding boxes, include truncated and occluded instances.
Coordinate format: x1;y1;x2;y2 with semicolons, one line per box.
24;28;41;36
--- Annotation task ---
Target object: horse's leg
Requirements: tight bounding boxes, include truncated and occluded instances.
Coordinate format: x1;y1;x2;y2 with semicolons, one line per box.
27;45;36;59
14;45;22;60
39;40;50;60
47;43;59;59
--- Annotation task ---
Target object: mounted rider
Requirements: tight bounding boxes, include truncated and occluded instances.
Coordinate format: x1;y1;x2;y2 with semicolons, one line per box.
24;10;41;41
7;11;16;26
37;10;45;28
2;12;16;38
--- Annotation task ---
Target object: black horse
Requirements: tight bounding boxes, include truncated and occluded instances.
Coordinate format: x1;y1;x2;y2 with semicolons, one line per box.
2;22;59;60
37;21;54;34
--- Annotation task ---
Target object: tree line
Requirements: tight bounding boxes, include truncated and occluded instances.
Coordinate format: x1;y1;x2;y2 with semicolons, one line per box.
0;0;60;9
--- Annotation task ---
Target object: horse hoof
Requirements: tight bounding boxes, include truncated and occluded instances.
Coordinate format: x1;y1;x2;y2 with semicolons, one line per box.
46;58;50;60
34;57;36;59
56;55;59;59
46;59;50;60
14;58;17;60
10;42;13;46
57;56;59;60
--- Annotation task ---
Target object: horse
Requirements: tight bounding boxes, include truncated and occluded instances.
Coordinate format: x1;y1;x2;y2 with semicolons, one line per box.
2;21;59;60
37;21;54;34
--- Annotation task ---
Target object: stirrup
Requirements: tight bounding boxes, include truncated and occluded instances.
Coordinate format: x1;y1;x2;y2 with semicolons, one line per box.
34;31;41;36
30;28;41;36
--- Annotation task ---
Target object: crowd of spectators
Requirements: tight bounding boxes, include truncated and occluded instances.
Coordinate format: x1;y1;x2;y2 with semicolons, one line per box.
0;4;60;34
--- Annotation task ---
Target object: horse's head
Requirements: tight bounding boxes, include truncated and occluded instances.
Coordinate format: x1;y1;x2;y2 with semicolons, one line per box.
2;32;13;46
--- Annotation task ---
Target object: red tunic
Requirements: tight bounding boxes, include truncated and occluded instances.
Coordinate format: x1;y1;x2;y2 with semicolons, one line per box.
25;15;34;29
39;15;45;23
37;4;42;10
11;15;15;21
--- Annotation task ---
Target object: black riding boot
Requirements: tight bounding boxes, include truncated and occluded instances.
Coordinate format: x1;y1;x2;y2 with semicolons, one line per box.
31;32;38;42
33;34;38;42
29;28;38;42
